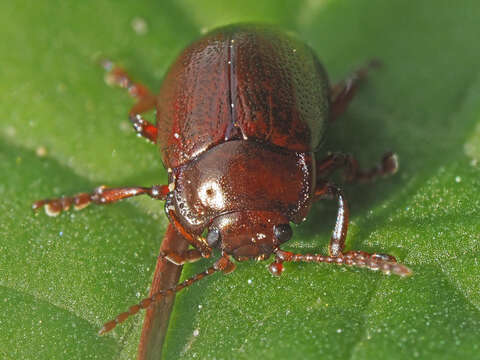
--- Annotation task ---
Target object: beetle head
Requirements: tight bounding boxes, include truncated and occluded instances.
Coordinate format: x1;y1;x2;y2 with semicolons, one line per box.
206;210;292;261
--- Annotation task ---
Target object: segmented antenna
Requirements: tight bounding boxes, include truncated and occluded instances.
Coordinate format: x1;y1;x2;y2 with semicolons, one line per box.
98;264;219;335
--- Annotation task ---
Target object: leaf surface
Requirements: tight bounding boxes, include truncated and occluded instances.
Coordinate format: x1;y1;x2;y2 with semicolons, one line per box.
1;1;479;359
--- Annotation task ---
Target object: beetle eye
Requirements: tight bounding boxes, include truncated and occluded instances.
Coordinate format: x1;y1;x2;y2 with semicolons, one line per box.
273;224;292;244
206;228;221;247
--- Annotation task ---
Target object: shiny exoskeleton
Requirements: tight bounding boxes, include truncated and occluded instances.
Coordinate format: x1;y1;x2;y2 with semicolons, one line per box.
33;24;411;338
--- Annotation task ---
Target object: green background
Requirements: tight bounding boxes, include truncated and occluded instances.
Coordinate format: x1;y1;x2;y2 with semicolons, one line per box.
1;0;480;359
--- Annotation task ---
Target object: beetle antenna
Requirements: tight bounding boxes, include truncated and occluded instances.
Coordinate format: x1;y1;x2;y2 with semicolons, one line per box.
98;264;220;335
270;249;412;277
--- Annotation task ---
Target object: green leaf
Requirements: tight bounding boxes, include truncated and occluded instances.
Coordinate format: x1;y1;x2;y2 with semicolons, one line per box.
1;0;479;359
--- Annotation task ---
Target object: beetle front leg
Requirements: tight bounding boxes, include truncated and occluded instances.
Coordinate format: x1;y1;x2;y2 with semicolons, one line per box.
316;151;398;184
268;182;412;277
102;59;158;143
159;248;204;265
165;207;213;258
330;59;381;121
315;182;349;256
33;185;169;216
138;224;189;359
315;182;395;258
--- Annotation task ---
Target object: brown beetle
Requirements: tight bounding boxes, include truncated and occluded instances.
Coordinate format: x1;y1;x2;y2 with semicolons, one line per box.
33;24;411;337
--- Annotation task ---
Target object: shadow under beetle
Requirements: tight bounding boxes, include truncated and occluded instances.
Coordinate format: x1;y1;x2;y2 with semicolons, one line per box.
33;24;412;336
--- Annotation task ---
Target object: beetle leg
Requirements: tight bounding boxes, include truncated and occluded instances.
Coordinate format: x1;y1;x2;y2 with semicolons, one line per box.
138;224;189;358
102;59;152;99
330;59;381;121
99;254;235;335
101;59;158;143
33;185;169;216
273;181;412;277
314;182;349;256
158;249;204;266
165;208;213;258
128;113;158;143
316;151;398;184
164;193;213;258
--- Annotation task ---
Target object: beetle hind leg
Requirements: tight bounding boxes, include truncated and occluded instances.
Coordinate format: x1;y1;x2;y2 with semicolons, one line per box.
101;59;158;143
330;59;381;121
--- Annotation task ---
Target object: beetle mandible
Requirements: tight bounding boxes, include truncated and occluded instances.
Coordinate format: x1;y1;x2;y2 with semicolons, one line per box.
33;24;411;335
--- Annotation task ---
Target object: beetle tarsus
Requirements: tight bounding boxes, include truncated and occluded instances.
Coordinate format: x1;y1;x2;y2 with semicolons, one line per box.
101;59;151;99
268;259;284;276
330;59;382;120
101;58;159;143
129;113;158;143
